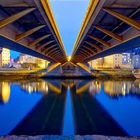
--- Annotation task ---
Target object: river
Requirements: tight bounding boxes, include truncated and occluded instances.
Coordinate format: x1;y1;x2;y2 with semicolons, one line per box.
0;79;140;136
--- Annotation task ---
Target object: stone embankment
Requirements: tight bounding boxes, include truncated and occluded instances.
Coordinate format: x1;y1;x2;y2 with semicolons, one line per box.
0;135;139;140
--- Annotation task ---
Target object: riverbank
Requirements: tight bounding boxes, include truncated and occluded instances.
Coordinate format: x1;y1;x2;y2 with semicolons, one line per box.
0;135;139;140
0;68;45;80
92;69;134;79
0;69;135;80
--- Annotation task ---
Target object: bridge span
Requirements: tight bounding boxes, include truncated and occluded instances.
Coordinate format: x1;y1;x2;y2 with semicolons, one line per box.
1;0;140;74
71;0;140;64
0;0;67;63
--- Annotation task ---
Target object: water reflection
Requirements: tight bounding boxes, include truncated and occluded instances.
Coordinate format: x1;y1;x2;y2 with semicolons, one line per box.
104;81;132;97
21;80;48;94
0;82;10;103
1;79;140;102
103;80;140;99
63;87;74;136
0;79;140;136
11;80;66;135
89;81;102;95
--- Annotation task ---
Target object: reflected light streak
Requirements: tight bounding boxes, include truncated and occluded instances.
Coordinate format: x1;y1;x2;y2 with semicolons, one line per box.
21;80;49;95
47;82;61;94
62;86;74;136
76;82;90;94
122;83;126;96
0;82;10;103
89;81;102;95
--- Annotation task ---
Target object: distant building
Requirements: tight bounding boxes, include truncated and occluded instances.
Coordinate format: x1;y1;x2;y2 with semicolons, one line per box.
122;53;131;64
121;53;132;69
19;54;36;64
0;48;10;67
89;58;104;69
19;54;49;68
103;54;122;68
36;58;49;68
89;53;133;69
132;54;140;69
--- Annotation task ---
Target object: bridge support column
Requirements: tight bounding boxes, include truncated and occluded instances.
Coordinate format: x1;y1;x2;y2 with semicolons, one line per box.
76;62;91;74
47;63;61;73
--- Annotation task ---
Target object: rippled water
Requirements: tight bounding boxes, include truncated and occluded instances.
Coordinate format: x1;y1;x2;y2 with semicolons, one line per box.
0;79;140;136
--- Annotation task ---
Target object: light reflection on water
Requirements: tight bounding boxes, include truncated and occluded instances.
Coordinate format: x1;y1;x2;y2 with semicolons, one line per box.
62;86;74;136
0;79;140;136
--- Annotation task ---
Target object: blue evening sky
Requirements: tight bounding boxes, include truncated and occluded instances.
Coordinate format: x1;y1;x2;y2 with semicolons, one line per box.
11;0;89;58
49;0;90;56
11;51;20;59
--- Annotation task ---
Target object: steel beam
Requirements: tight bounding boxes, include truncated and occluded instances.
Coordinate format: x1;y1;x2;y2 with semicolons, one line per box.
0;8;35;28
53;55;64;61
28;34;51;47
54;55;63;59
85;41;102;51
16;25;46;41
49;49;61;55
76;53;87;58
80;48;92;55
47;48;59;56
44;44;57;54
88;35;111;48
74;55;85;60
50;51;61;57
36;40;55;50
94;25;123;42
103;8;140;31
79;50;89;57
82;45;95;54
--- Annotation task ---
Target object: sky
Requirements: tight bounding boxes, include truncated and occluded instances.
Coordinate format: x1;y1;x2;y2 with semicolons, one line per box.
49;0;90;56
11;51;20;59
11;0;90;58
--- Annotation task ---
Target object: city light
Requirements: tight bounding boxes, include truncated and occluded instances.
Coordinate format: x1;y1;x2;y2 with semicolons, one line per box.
68;56;71;61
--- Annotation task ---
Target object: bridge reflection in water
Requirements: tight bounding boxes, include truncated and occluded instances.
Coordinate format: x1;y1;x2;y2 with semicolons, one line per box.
0;79;140;136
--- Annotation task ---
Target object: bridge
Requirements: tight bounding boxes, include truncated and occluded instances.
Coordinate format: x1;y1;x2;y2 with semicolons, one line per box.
0;0;67;63
71;0;140;63
0;0;140;74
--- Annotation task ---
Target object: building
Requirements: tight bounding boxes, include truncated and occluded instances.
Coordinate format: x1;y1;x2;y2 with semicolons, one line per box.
35;58;49;68
103;54;120;69
132;54;140;69
89;58;104;70
19;54;49;68
121;53;132;69
89;53;133;69
89;54;122;69
19;54;36;64
0;48;10;68
122;53;131;64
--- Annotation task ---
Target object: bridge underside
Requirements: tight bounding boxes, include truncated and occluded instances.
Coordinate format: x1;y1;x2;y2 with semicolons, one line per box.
71;0;140;63
0;0;67;63
1;0;140;72
0;35;54;62
89;36;140;60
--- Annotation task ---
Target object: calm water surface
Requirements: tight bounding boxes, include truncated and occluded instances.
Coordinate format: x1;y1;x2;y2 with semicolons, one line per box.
0;79;140;136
